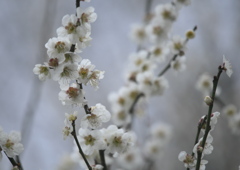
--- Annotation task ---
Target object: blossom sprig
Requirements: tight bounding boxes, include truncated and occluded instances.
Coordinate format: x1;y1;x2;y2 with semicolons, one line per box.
179;59;233;170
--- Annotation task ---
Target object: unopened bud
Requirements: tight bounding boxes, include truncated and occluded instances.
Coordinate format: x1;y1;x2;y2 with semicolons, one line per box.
204;96;212;105
185;30;195;39
197;145;203;153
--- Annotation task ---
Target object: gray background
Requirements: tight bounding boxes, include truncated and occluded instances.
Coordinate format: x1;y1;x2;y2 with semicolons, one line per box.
0;0;240;169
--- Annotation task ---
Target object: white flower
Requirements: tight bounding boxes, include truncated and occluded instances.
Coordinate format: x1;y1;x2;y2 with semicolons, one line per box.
111;108;131;127
78;128;106;155
102;125;135;155
136;71;169;96
63;52;82;64
45;37;71;62
193;134;213;157
170;56;186;72
56;155;76;170
222;104;237;117
0;131;24;158
52;63;79;87
33;64;51;81
65;111;78;124
144;139;164;160
150;122;172;143
77;59;105;89
168;36;187;54
130;24;147;44
196;73;221;96
81;103;111;129
146;18;168;44
76;26;92;50
59;83;85;106
57;14;79;44
62;126;73;140
77;7;97;30
178;151;196;169
117;147;144;170
223;55;233;77
155;3;178;22
210;112;220;130
228;113;240;135
149;45;169;63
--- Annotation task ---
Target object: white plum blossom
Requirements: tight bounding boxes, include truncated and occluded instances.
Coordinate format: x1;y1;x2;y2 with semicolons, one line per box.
52;63;79;87
146;18;168;44
170;56;186;73
57;14;79;44
228;113;240;135
222;104;237;117
76;26;92;50
196;73;221;97
33;64;51;81
111;107;131;127
149;45;169;63
63;52;82;64
77;59;104;89
102;125;135;155
81;103;111;129
59;83;85;106
155;3;178;22
223;55;233;77
117;147;144;170
193;134;213;157
56;154;76;170
0;130;24;158
150;122;172;143
136;71;169;96
45;37;71;62
178;151;196;169
77;7;97;30
169;36;187;54
62;126;73;140
210;112;220;130
144;139;164;160
78;128;106;155
130;24;147;44
64;111;78;125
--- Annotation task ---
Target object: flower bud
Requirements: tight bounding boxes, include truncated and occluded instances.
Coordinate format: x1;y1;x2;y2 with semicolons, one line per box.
204;96;212;105
185;30;195;39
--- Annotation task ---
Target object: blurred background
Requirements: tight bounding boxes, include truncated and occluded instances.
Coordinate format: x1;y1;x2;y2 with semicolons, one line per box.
0;0;240;169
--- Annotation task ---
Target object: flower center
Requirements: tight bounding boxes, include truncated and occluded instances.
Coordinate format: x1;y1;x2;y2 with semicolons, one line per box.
48;58;59;67
5;139;14;149
55;41;66;53
79;68;89;79
84;135;96;146
66;87;79;98
65;22;76;34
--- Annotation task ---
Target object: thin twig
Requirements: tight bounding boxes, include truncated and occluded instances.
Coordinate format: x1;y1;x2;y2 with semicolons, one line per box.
71;120;92;170
99;150;107;170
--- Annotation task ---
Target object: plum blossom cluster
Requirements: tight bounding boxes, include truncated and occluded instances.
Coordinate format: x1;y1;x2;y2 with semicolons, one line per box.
178;112;220;170
109;0;194;128
33;1;136;169
0;127;24;160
